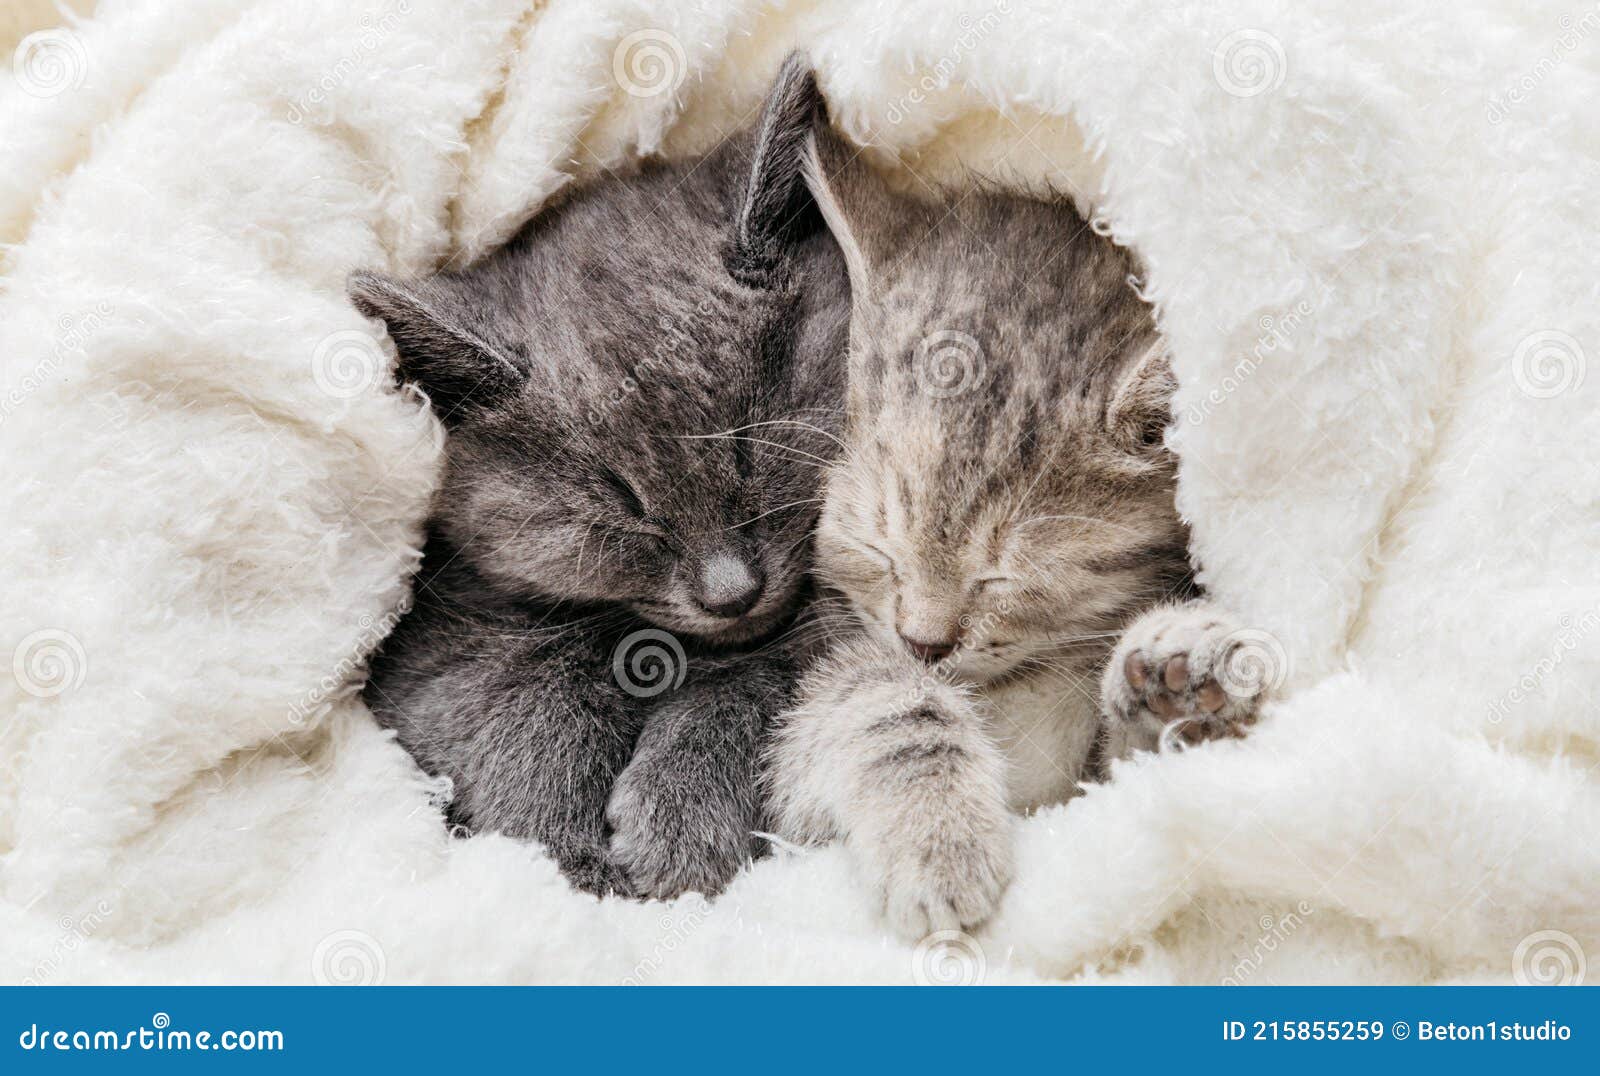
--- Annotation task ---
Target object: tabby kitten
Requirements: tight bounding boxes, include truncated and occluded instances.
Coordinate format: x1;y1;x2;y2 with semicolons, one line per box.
354;56;848;899
768;130;1269;940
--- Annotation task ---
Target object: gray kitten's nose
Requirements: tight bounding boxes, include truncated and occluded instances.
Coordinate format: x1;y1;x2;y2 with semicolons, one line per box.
695;553;764;618
898;631;956;664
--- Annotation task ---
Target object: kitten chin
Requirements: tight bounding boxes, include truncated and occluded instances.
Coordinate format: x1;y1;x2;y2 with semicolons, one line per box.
631;592;796;648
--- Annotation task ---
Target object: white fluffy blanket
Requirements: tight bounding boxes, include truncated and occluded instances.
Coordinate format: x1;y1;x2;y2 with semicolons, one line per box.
3;0;1597;986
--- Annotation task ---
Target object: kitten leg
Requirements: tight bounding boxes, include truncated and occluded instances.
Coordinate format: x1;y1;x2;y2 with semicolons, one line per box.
1100;600;1275;757
460;688;641;897
384;654;644;897
605;654;792;899
769;637;1013;942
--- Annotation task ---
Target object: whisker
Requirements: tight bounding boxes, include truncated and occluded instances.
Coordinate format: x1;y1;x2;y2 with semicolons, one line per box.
726;498;823;531
674;431;834;466
574;518;600;579
716;418;847;452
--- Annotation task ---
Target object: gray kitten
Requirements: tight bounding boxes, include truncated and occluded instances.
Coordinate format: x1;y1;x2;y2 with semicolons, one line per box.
767;129;1271;939
353;56;848;899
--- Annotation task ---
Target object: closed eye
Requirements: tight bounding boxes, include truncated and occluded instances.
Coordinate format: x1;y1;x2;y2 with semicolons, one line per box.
973;575;1015;595
599;465;647;519
857;540;900;581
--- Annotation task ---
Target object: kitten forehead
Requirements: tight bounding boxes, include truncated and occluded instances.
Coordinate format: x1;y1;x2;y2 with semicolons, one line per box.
859;193;1153;400
508;158;776;388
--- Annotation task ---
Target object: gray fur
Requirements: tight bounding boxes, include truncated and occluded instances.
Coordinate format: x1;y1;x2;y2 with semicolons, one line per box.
356;54;848;898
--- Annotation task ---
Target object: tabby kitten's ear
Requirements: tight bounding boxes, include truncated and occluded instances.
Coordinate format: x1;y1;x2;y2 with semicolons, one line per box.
801;119;914;308
347;270;524;422
727;51;827;286
1106;339;1178;453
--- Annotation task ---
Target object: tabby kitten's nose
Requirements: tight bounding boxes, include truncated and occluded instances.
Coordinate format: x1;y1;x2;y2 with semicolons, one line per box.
898;631;956;664
695;553;764;618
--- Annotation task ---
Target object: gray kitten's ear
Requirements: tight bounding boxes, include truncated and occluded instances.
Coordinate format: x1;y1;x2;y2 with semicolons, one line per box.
1106;339;1177;452
801;123;900;306
727;51;826;286
347;270;523;421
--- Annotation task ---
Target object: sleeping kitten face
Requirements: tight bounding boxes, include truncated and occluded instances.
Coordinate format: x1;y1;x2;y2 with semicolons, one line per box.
351;57;845;645
805;140;1191;683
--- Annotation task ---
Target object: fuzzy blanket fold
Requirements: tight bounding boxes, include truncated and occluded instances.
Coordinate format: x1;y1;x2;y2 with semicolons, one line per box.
2;0;1596;985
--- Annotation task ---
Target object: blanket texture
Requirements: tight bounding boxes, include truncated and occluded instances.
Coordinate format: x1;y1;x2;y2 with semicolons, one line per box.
2;0;1596;985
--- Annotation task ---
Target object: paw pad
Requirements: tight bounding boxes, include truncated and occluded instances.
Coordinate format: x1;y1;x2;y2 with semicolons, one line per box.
1124;651;1246;740
1102;606;1276;750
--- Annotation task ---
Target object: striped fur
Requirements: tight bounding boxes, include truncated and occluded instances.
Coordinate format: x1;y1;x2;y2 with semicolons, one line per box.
767;133;1248;940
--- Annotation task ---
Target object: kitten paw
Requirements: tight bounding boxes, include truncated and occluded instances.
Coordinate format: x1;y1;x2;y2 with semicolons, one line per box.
558;845;636;899
871;826;1013;942
606;754;755;900
1101;603;1279;749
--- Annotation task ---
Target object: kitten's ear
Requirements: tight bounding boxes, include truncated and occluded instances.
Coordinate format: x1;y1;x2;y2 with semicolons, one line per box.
1106;339;1177;452
802;121;899;306
727;51;826;285
347;270;524;421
